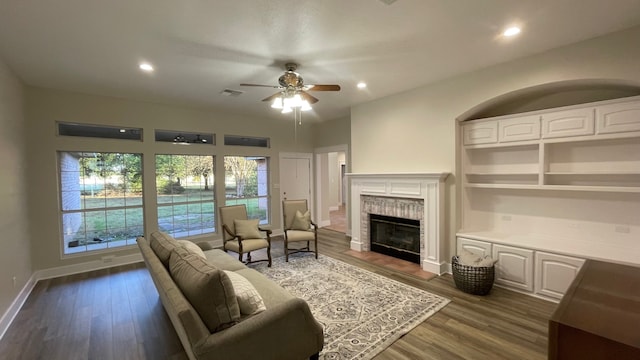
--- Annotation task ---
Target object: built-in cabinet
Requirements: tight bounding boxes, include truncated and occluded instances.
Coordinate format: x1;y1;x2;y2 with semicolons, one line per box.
458;96;640;302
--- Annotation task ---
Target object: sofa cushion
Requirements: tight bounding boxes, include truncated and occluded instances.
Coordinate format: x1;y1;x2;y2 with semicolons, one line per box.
234;219;263;239
178;240;206;259
234;268;295;309
224;270;266;316
169;247;241;332
204;249;247;271
149;231;179;267
291;210;311;230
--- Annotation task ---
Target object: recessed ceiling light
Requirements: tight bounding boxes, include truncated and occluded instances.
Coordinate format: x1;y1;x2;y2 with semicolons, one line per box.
119;129;126;133
357;82;367;89
503;26;521;37
139;62;154;72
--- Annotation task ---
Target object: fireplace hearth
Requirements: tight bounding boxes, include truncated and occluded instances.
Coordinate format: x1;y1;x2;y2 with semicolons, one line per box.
370;214;420;264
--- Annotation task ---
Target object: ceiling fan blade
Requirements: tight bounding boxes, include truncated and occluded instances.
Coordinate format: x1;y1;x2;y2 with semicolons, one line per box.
240;83;281;88
306;84;341;91
261;92;282;102
300;91;319;104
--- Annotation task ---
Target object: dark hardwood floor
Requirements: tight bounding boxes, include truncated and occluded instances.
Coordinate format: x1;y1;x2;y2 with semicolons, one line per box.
0;229;557;359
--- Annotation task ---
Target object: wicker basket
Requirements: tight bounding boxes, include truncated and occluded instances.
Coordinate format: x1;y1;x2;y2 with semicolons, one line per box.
451;256;495;295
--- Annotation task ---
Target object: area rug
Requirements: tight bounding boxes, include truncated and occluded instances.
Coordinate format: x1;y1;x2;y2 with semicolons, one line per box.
250;255;450;360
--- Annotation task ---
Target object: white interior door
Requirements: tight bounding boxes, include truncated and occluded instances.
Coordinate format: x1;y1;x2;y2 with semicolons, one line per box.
280;154;312;204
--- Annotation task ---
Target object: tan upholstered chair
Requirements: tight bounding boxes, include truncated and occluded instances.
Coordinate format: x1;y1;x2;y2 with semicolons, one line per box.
282;199;318;262
219;204;272;267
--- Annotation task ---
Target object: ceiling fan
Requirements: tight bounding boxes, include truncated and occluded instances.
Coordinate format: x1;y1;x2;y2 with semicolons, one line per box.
240;63;340;110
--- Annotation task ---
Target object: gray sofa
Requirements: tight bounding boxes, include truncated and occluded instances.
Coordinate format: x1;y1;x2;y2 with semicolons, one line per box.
137;231;324;360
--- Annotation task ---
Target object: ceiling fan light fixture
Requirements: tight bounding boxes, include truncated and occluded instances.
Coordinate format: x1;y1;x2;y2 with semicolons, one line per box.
300;100;312;111
271;96;283;109
281;106;293;114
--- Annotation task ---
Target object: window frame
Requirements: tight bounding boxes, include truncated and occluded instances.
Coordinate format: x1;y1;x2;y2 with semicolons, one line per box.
155;153;216;238
58;151;144;256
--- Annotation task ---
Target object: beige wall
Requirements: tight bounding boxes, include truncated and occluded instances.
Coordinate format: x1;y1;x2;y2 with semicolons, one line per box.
0;59;31;317
351;26;640;262
312;115;350;149
25;87;315;270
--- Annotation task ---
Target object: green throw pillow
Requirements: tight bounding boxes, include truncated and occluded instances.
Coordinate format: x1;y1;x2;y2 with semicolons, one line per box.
234;219;262;239
291;210;311;230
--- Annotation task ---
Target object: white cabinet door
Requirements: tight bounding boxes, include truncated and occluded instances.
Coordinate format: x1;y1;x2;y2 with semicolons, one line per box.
596;100;640;134
542;108;594;139
534;252;584;300
492;244;534;292
457;237;492;258
463;121;498;145
498;115;540;143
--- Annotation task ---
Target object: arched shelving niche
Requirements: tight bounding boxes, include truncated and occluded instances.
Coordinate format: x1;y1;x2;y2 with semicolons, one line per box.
455;79;640;302
458;79;640;122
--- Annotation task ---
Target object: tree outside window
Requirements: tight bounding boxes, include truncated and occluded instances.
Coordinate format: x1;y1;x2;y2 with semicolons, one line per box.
156;154;215;237
224;156;269;223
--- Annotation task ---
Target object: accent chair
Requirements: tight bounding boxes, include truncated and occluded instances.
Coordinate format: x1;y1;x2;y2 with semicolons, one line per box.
282;199;318;262
219;204;272;267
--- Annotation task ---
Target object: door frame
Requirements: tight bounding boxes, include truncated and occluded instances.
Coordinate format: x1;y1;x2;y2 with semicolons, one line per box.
314;144;350;235
278;152;314;227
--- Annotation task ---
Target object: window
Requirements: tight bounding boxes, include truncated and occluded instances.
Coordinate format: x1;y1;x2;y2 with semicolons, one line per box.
59;152;143;255
156;154;215;238
224;156;269;224
58;122;143;141
224;135;269;148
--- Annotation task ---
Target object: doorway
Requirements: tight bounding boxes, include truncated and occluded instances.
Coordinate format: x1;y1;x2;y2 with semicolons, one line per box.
315;145;349;234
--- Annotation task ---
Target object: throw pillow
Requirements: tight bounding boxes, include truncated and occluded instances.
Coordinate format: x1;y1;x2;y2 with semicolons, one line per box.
290;210;311;230
224;270;266;316
234;219;262;239
178;240;207;259
149;231;179;267
169;247;240;332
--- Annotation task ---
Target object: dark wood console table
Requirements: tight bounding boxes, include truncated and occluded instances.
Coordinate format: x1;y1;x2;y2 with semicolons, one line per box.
548;259;640;359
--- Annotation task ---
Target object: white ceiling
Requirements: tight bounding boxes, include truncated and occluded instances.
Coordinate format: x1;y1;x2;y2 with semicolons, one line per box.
2;0;640;121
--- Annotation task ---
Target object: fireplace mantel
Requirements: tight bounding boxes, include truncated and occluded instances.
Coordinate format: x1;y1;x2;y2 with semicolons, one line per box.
346;172;449;275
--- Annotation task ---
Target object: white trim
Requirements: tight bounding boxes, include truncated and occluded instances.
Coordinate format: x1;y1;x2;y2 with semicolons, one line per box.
319;220;331;227
34;253;143;280
314;144;350;234
0;273;37;340
329;205;339;211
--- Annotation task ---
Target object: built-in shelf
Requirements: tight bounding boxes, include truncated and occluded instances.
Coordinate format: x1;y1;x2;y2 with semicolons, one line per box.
459;95;640;301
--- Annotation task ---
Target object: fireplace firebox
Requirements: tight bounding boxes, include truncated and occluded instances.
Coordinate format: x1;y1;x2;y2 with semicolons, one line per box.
369;214;420;264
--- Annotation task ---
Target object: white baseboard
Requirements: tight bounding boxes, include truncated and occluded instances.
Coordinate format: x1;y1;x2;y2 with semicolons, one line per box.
0;273;37;340
319;220;331;227
34;252;143;280
0;252;143;340
329;206;339;211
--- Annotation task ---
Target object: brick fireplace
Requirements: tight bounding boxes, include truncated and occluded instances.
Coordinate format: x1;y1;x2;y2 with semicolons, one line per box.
347;173;449;275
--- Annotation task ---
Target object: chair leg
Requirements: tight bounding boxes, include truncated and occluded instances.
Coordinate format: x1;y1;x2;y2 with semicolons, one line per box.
285;239;289;262
247;252;252;262
315;238;318;259
238;252;243;262
267;245;272;267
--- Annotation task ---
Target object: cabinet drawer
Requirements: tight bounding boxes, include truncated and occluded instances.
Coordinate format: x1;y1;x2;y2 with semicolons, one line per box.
463;121;498;145
596;101;640;134
456;237;492;258
535;252;584;300
492;244;534;292
542;108;594;139
498;116;540;142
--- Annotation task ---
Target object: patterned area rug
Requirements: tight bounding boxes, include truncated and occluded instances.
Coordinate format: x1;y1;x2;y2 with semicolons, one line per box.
250;255;450;360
